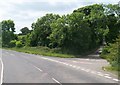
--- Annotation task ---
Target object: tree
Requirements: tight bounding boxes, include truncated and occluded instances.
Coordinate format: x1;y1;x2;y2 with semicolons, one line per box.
103;4;120;43
1;20;15;32
73;4;106;48
25;3;120;55
67;12;92;53
20;27;30;35
49;12;92;53
1;20;16;47
49;15;69;48
28;13;60;46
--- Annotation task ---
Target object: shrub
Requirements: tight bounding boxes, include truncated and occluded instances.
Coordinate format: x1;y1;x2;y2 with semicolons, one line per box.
101;36;120;71
16;41;23;48
9;40;16;47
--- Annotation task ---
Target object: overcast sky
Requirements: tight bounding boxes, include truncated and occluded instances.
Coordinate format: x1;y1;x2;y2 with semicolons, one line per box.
0;0;119;33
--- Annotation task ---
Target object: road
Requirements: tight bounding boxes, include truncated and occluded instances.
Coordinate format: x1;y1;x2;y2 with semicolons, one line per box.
0;49;119;84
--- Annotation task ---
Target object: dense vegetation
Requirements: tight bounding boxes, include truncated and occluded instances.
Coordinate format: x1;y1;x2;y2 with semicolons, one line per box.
101;36;120;72
0;4;120;71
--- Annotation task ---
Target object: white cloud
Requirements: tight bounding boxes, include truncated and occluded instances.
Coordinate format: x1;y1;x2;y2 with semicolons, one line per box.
0;0;119;33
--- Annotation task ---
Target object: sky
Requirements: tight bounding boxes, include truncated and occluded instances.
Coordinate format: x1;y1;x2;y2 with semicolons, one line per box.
0;0;119;33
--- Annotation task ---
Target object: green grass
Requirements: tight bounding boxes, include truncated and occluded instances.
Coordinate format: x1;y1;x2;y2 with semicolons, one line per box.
4;46;76;58
102;66;120;78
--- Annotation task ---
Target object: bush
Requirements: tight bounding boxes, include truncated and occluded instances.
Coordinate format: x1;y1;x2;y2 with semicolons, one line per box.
16;41;23;48
9;40;16;47
101;36;120;71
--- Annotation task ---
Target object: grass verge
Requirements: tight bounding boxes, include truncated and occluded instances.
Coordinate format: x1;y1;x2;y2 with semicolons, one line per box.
4;46;76;58
102;66;120;78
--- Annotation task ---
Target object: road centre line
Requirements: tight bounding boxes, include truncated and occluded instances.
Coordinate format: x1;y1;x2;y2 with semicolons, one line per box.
33;65;43;72
52;78;62;85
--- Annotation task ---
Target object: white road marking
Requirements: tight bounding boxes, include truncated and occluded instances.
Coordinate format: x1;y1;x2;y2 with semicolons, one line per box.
84;69;90;72
76;67;80;69
69;65;73;67
55;61;59;63
73;60;92;64
62;62;66;65
10;54;14;56
59;62;63;64
80;68;86;71
112;78;119;81
5;52;8;54
73;61;77;63
90;71;96;74
79;62;92;64
33;65;43;72
0;58;3;85
97;73;104;76
72;65;76;68
104;74;110;76
104;76;112;79
41;57;48;60
97;72;102;74
79;59;103;62
52;78;62;85
39;56;120;82
65;63;69;66
57;61;61;63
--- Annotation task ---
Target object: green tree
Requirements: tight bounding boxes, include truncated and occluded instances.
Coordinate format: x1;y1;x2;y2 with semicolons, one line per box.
1;20;16;47
28;13;60;46
1;20;15;32
103;4;120;43
49;15;69;48
67;12;92;53
20;27;30;35
49;13;92;53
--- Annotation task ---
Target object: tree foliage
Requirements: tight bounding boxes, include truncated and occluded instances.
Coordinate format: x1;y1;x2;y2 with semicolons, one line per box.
20;27;30;35
24;4;120;54
101;36;120;71
1;20;17;47
27;13;60;46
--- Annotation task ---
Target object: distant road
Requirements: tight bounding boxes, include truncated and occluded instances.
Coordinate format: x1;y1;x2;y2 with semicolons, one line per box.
0;49;119;84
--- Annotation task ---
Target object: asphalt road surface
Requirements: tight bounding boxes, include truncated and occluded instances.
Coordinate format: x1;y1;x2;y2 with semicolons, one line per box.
0;49;119;84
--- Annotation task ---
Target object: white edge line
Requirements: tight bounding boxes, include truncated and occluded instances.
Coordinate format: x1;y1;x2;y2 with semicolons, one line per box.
37;56;120;82
10;54;14;56
112;78;119;82
0;58;3;85
104;76;112;79
52;78;61;85
97;73;104;76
